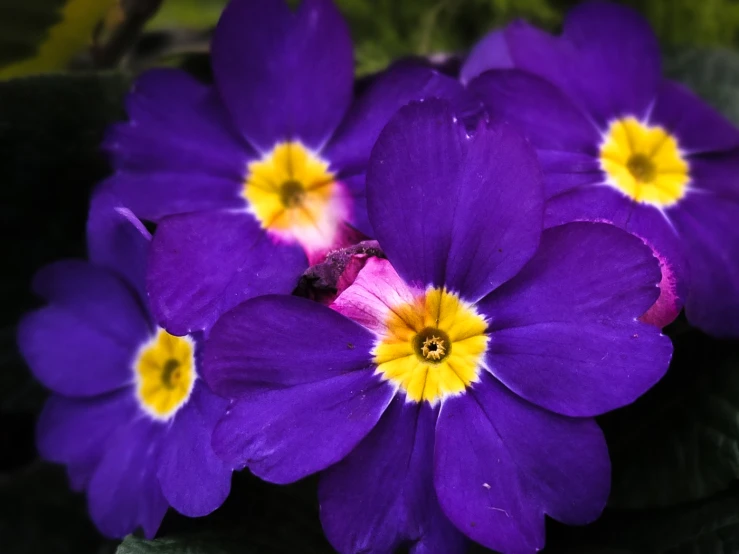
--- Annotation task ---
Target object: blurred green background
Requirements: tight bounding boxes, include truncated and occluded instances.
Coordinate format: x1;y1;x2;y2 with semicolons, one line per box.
4;0;739;78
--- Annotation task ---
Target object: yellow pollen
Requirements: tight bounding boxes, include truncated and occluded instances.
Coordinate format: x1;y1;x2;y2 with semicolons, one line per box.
243;141;337;235
599;117;689;208
373;288;488;404
421;335;447;361
135;329;195;419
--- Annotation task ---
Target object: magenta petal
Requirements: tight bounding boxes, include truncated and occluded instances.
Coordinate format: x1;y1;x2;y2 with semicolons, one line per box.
211;0;353;151
87;419;167;539
211;369;394;485
478;222;673;417
323;64;464;176
319;398;466;554
367;99;543;301
672;194;739;336
87;191;151;303
624;205;687;328
434;374;610;553
17;261;150;397
157;382;231;517
36;390;136;469
148;211;306;335
506;2;660;124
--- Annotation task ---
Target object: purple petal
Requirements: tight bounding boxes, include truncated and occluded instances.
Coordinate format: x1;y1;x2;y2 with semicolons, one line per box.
147;210;306;335
546;186;687;329
468;69;602;197
87;191;151;303
323;64;464;176
672;194;739;336
36;390;137;469
203;295;377;397
67;459;99;492
506;2;660;125
544;184;634;229
341;173;373;237
624;205;687;328
434;373;610;553
650;80;739;155
212;369;394;484
99;173;245;224
103;68;250;222
88;418;168;539
460;29;514;85
17;261;150;397
367;99;543;301
689;148;739;197
157;381;231;517
478;222;673;417
211;0;353;151
105;68;251;178
319;398;466;554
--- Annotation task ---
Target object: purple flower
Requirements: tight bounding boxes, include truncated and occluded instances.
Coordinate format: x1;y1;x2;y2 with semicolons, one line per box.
100;0;462;336
17;194;232;539
461;1;739;336
202;100;673;553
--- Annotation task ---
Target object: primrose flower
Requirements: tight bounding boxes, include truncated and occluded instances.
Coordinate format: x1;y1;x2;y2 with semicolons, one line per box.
17;194;232;538
462;1;739;336
100;0;462;335
202;100;673;553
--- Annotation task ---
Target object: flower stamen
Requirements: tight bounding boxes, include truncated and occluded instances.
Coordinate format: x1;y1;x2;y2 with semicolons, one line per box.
599;117;689;207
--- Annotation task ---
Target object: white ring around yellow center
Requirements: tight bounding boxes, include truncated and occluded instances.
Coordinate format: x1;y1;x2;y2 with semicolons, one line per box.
243;141;338;240
135;329;195;420
373;288;488;404
599;117;689;208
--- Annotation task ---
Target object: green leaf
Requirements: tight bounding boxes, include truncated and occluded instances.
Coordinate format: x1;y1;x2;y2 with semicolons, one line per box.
146;0;228;30
117;535;244;554
602;328;739;510
0;0;117;79
623;0;739;48
335;0;560;76
117;533;335;554
665;46;739;126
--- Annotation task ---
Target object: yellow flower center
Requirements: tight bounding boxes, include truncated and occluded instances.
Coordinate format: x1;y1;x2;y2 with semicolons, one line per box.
599;117;690;208
373;288;488;404
243;141;343;251
135;329;195;420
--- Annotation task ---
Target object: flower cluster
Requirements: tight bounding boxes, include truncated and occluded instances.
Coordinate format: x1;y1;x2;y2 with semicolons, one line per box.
17;1;739;553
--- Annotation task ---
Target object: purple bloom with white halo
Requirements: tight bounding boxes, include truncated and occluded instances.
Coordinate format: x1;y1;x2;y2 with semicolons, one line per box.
17;194;232;539
202;100;673;554
100;0;462;336
462;1;739;336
